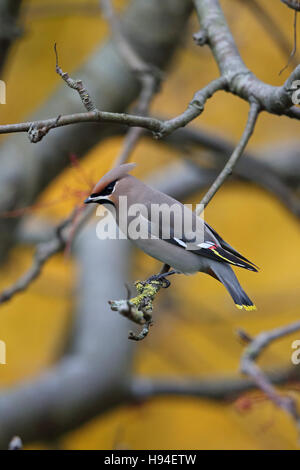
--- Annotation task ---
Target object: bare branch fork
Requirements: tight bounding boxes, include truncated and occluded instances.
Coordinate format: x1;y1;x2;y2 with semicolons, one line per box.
0;76;226;140
0;3;298;142
0;61;298;139
239;321;300;432
193;0;300;117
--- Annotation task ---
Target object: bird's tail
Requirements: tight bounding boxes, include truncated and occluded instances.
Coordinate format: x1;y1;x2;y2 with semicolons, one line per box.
209;263;257;311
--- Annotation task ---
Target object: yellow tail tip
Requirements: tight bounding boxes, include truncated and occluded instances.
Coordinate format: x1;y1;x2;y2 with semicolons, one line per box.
235;304;257;311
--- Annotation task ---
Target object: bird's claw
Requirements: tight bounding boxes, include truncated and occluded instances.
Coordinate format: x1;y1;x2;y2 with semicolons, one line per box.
145;269;180;288
145;273;171;288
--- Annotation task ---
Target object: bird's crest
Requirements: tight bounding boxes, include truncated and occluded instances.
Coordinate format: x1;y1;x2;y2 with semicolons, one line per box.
91;163;136;194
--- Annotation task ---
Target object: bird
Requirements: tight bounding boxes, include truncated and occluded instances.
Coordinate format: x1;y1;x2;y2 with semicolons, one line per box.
85;163;258;311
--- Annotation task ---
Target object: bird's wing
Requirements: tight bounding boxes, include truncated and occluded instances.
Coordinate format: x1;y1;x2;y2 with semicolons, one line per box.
132;204;258;272
141;214;258;272
204;222;259;269
168;237;258;272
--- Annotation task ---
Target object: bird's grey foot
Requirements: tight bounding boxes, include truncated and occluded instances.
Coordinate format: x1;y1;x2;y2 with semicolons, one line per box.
146;270;180;288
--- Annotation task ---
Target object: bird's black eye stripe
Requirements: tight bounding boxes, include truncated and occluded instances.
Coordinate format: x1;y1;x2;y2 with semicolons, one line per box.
90;180;117;198
105;180;117;192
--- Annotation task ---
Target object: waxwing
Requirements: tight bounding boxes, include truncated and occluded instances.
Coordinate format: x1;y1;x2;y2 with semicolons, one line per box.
85;163;258;311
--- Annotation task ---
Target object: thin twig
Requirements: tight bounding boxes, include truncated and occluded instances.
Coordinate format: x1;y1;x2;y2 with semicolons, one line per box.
241;0;299;70
279;10;298;75
197;100;260;212
0;79;224;139
0;210;76;303
0;203;96;304
163;124;300;218
54;43;96;112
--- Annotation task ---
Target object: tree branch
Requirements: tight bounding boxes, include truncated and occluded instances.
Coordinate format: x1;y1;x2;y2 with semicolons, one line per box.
0;209;79;304
131;366;300;401
163;125;300;218
193;0;300;116
0;77;226;140
239;321;300;432
241;0;299;70
198;100;260;210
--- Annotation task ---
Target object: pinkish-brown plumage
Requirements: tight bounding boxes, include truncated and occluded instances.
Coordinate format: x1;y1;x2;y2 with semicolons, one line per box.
91;163;136;194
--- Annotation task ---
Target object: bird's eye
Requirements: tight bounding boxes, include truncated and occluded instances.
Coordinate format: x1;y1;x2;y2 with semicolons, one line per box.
106;182;116;191
89;180;117;199
101;180;117;196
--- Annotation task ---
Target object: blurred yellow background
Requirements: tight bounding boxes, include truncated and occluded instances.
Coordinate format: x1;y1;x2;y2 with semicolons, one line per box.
0;0;299;449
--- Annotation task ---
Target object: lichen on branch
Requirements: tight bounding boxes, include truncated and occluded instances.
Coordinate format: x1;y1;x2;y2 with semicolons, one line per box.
109;277;170;341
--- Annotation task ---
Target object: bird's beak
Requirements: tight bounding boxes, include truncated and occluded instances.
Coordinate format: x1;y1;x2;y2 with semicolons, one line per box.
84;194;114;206
84;196;94;204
